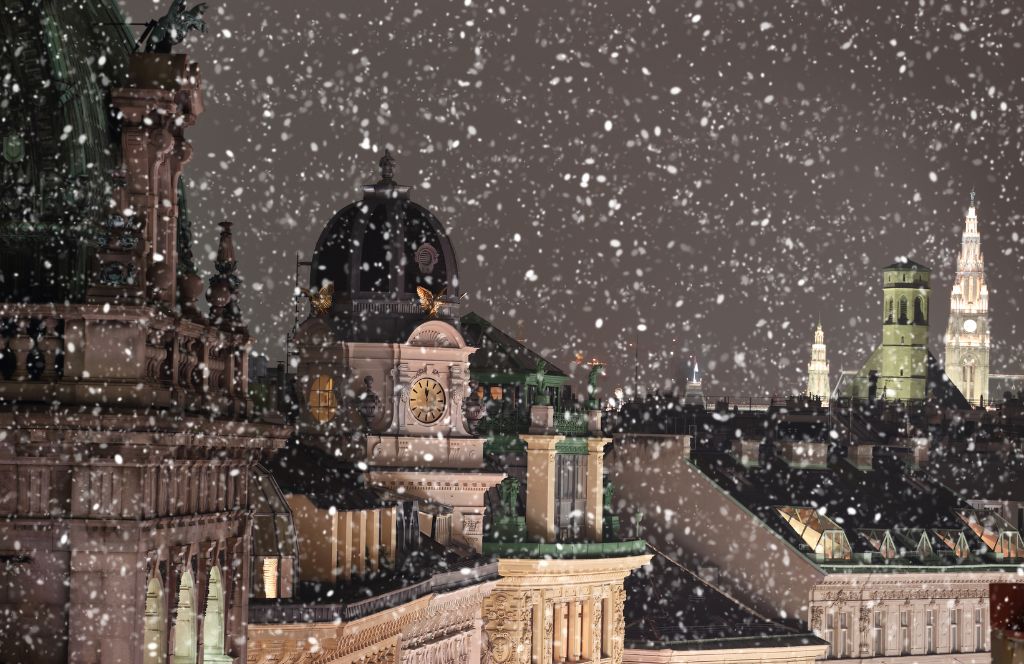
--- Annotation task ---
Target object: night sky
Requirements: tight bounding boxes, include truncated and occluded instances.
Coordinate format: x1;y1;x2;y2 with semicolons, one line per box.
121;0;1024;397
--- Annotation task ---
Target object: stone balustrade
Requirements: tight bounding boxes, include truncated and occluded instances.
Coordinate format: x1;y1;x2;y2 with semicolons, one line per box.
0;303;250;416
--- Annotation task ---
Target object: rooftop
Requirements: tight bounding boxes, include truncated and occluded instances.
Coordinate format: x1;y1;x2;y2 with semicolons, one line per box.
689;447;1024;569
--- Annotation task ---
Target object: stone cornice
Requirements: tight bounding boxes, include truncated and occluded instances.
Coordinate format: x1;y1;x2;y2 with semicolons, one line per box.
368;470;506;493
497;554;651;584
521;434;562;450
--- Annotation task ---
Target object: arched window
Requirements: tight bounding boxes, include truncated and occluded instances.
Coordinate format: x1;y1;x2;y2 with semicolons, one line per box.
307;374;337;423
914;296;926;324
143;576;167;662
885;298;894;323
171;570;197;664
898;297;909;324
202;567;231;663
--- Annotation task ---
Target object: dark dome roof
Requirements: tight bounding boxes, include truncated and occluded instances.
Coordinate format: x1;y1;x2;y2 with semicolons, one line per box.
309;151;462;342
1;0;135;302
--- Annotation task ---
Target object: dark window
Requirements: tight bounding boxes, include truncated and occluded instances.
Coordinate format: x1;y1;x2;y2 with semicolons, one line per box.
898;297;909;324
914;296;926;324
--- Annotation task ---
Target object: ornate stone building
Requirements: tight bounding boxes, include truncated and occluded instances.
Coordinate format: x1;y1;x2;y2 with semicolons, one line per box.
806;321;830;405
944;192;991;405
0;4;290;663
245;153;649;664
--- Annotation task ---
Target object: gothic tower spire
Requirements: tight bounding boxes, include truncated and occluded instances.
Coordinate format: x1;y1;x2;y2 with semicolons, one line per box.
806;321;831;405
944;190;990;404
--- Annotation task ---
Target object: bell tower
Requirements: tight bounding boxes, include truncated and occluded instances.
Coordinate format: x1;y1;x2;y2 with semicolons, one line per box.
806;321;831;405
944;191;990;405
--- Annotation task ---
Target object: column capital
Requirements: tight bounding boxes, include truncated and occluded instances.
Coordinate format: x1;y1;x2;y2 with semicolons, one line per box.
522;434;562;451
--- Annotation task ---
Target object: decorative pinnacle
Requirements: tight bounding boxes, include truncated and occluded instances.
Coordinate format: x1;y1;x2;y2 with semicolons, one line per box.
378;149;396;184
969;188;976;205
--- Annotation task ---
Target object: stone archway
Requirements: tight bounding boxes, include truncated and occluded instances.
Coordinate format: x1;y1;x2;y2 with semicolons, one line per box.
171;569;197;664
203;566;232;663
142;575;167;662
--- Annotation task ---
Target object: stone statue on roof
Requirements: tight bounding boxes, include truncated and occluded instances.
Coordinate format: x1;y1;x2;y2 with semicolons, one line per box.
532;360;550;405
498;477;519;517
139;0;208;54
586;359;605;409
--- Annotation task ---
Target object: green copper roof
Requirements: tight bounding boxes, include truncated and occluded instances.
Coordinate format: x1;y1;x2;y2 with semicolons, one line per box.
1;0;134;301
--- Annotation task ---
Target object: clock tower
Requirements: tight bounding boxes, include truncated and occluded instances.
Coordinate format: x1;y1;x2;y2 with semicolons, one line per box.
292;151;503;552
944;191;990;405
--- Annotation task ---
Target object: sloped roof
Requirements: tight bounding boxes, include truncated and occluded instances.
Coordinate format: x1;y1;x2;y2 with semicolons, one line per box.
625;552;825;649
461;311;569;381
266;437;385;510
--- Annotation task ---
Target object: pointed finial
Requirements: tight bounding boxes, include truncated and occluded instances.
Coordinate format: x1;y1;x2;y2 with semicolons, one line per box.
379;149;396;184
969;188;976;206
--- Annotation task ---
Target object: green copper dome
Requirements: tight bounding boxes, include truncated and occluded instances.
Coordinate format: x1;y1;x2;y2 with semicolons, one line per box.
1;0;135;302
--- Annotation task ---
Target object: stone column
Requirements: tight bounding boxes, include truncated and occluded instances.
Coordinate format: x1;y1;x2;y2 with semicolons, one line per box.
368;509;380;571
340;511;353;581
381;506;397;566
585;438;608;542
523;434;560;543
568;600;580;662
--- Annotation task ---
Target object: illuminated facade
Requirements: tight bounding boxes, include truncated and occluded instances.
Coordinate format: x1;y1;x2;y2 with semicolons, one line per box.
806;322;831;405
843;258;969;405
944;192;991;405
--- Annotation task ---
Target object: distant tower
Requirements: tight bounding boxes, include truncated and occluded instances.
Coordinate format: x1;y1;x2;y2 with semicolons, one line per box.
846;258;933;402
944;190;990;404
806;321;831;405
683;355;706;407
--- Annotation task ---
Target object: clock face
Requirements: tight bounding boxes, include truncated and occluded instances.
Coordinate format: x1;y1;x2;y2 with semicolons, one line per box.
963;319;978;333
409;377;447;424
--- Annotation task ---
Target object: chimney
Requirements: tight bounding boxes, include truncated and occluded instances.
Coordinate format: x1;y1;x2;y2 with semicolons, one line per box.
777;440;828;468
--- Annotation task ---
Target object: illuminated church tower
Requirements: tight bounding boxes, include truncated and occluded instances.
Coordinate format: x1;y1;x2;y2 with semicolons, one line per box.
944;191;990;404
806;321;830;405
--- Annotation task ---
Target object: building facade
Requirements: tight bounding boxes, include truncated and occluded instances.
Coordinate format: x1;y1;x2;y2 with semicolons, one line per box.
0;6;291;662
945;192;992;405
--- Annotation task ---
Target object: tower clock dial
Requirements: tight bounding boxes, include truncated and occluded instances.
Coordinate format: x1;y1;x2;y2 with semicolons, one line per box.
409;377;447;424
963;319;977;333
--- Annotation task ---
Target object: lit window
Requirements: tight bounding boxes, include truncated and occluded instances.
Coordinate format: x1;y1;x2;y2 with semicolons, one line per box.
308;375;337;423
262;558;279;599
489;386;504;400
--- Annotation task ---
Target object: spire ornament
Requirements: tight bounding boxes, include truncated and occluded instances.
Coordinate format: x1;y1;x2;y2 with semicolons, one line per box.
207;221;243;329
378;149;396;184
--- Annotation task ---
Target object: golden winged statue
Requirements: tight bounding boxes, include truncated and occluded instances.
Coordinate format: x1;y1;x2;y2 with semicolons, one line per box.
416;286;446;318
299;283;334;317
